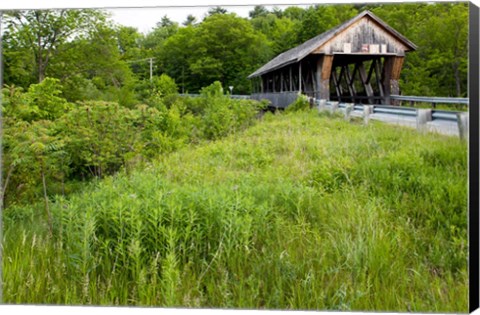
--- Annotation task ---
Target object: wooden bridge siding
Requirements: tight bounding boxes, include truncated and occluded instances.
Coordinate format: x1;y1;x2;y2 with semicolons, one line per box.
382;56;404;104
313;18;410;55
316;55;334;100
259;61;314;95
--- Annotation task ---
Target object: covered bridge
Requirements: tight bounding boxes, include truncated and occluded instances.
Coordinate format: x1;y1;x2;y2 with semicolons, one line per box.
248;10;417;107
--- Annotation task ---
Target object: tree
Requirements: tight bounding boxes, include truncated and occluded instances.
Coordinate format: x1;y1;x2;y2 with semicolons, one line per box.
249;6;269;19
207;6;228;16
183;14;197;26
372;3;468;97
2;78;72;121
250;12;277;35
271;7;284;18
115;26;150;80
188;14;271;93
157;26;197;93
296;5;358;44
283;6;305;21
250;13;297;56
3;9;107;83
2;118;66;232
141;16;179;69
45;23;138;106
116;26;143;59
3;9;139;105
158;14;271;94
158;16;174;28
427;3;468;97
270;18;298;55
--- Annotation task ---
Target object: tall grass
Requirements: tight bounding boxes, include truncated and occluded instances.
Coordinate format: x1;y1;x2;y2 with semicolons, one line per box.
3;110;468;311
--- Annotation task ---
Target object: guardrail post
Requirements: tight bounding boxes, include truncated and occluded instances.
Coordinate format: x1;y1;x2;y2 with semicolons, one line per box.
363;105;374;125
344;103;354;121
330;101;339;114
457;112;469;140
317;99;327;112
416;109;432;134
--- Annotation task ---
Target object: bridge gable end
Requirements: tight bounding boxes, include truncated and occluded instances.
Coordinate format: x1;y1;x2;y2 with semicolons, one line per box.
313;16;412;56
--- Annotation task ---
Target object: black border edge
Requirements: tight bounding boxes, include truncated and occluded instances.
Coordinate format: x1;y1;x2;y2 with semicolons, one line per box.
470;1;480;313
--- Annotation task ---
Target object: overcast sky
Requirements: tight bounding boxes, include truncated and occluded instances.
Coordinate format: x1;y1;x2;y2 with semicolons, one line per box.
108;4;310;34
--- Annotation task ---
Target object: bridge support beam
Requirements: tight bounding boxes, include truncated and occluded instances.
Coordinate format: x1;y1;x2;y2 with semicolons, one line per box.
383;56;404;105
316;55;334;100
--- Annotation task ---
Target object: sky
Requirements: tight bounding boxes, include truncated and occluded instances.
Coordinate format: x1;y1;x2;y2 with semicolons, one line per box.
108;5;308;34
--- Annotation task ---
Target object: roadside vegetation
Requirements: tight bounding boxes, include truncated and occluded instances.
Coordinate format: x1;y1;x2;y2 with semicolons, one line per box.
4;108;467;311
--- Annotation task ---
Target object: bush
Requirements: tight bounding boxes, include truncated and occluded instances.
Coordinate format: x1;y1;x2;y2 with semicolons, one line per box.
2;78;265;210
285;94;310;112
2;78;73;121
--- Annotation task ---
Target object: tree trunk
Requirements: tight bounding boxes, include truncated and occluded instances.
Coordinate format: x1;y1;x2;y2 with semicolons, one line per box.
35;12;45;83
1;164;15;205
42;167;53;237
454;61;461;97
37;49;45;82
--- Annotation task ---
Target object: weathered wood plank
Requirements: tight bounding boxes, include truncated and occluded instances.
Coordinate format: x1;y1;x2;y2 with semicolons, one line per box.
358;62;374;104
313;17;411;55
289;66;293;91
331;68;342;100
345;65;357;98
382;56;404;104
374;58;384;98
299;61;302;93
315;55;334;100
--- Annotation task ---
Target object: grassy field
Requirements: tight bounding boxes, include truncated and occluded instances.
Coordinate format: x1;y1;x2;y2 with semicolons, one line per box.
3;110;468;312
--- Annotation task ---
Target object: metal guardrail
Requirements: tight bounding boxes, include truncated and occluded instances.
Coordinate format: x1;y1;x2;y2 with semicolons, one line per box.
390;95;469;105
431;110;458;122
373;105;416;117
316;100;468;138
319;101;463;122
231;95;251;100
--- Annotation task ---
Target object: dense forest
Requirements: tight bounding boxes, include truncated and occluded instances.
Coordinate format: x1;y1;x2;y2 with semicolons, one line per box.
1;2;469;311
2;3;468;99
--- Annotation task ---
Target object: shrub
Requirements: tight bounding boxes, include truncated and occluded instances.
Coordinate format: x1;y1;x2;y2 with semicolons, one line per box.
2;78;73;121
285;94;310;112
